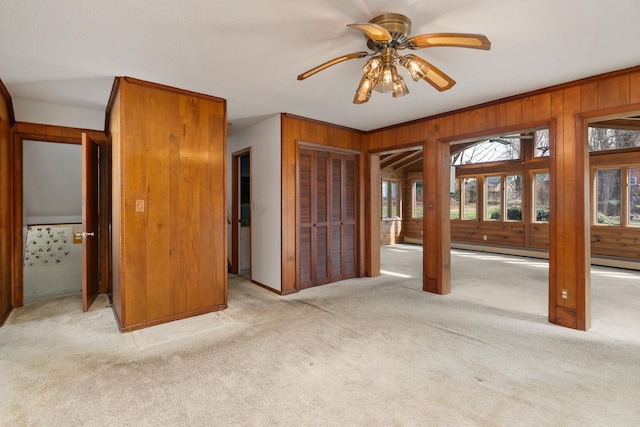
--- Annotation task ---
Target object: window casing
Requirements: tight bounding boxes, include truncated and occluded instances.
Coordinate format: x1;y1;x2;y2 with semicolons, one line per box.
461;177;477;220
412;181;424;218
505;175;523;221
534;129;550;158
629;167;640;226
450;178;461;220
484;175;502;220
595;168;622;225
381;179;401;219
533;172;550;223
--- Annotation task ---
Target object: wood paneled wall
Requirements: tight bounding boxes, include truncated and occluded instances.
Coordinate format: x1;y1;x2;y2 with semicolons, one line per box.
108;77;227;331
0;80;13;325
280;114;364;294
366;65;640;330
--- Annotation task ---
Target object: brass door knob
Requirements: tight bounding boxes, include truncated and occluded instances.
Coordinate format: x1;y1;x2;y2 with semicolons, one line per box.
74;232;95;238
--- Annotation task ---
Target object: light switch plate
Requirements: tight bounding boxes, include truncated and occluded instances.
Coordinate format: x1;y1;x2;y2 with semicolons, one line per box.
135;200;145;212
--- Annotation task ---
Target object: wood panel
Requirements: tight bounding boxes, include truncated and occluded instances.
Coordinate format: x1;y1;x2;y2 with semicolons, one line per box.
529;224;550;250
553;86;590;329
110;90;123;326
591;227;640;258
0;81;12;325
281;114;364;293
451;221;526;246
380;220;403;245
598;75;630;110
109;77;227;331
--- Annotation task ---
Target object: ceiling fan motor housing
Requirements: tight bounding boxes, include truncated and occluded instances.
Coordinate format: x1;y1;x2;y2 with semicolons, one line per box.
366;13;412;50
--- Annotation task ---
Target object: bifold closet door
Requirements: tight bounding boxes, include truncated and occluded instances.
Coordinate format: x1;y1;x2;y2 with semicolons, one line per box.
343;155;357;279
299;149;330;289
329;154;357;282
299;148;357;289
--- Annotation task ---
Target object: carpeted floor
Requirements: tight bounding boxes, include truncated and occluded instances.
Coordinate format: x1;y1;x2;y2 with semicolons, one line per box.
1;246;639;426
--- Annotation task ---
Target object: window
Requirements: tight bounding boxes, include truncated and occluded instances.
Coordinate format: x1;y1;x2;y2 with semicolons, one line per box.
595;168;621;225
589;127;640;152
381;179;400;219
413;181;424;218
450;178;460;220
629;167;640;226
534;129;550;157
485;175;502;220
451;138;520;165
533;173;550;222
462;177;477;220
505;174;523;221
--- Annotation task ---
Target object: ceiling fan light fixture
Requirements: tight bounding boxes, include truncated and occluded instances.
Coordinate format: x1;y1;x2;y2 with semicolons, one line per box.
402;55;430;81
353;75;374;104
373;49;398;93
363;57;382;80
392;76;409;98
299;13;490;104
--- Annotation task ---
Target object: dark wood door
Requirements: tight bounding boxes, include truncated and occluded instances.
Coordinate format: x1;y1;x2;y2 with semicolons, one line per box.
81;133;99;311
343;155;357;278
298;148;357;289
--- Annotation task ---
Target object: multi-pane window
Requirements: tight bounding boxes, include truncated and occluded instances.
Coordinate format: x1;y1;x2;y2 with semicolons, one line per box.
505;175;523;221
452;138;520;165
533;173;550;222
595;168;622;225
450;179;461;220
381;179;400;219
485;176;502;220
629;167;640;226
462;177;477;220
589;127;640;152
534;129;550;157
412;181;424;218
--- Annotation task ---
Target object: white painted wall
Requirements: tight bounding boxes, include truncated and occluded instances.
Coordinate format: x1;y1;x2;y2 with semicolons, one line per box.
13;98;104;130
23;140;82;225
227;115;282;291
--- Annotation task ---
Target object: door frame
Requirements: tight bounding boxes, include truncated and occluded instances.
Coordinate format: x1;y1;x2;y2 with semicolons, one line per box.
367;142;425;279
231;148;251;276
11;130;110;308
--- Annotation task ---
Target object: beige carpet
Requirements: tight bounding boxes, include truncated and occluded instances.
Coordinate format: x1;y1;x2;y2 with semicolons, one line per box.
1;246;639;426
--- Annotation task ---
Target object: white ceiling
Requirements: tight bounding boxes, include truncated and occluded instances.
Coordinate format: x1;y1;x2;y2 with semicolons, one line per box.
2;0;640;133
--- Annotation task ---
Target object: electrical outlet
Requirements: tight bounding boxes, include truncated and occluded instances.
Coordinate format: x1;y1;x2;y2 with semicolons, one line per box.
483;235;488;241
561;289;569;299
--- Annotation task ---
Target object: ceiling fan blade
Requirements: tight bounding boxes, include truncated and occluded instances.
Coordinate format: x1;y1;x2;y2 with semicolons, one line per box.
408;55;456;91
347;23;393;43
407;33;491;50
297;51;369;81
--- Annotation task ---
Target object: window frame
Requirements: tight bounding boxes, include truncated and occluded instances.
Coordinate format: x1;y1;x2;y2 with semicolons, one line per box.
532;171;551;224
412;180;424;219
484;175;503;221
381;178;401;220
460;176;478;220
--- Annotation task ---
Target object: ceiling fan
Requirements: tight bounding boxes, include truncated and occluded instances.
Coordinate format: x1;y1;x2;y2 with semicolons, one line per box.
297;13;491;104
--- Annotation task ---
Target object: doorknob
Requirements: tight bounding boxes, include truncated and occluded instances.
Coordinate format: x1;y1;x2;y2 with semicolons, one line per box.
74;232;95;238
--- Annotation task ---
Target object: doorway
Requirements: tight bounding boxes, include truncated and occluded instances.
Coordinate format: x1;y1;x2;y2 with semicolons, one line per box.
371;145;424;287
12;130;108;311
231;149;251;278
22;140;82;303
